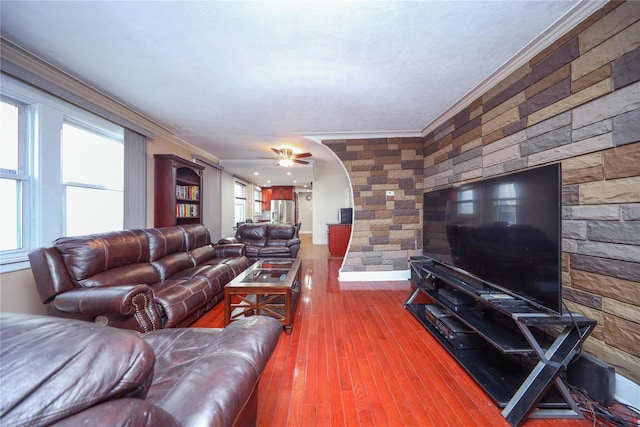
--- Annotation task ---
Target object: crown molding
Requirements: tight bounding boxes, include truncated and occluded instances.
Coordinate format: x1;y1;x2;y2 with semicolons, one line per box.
301;130;423;144
421;0;608;137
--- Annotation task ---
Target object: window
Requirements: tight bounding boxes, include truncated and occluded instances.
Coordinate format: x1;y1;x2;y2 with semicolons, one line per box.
62;122;124;235
457;188;474;215
0;98;28;253
254;187;262;216
494;183;517;224
234;181;247;225
1;76;131;273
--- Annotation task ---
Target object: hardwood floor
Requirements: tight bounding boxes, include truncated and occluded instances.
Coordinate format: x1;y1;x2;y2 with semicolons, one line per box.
193;234;592;426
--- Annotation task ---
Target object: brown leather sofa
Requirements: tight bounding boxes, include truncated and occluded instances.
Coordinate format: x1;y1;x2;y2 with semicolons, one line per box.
28;224;251;333
0;312;281;427
219;223;301;259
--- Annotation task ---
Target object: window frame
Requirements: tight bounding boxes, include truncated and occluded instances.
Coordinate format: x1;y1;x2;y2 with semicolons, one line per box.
234;180;247;225
61;119;124;236
254;186;263;216
0;76;126;273
456;187;475;216
0;95;31;263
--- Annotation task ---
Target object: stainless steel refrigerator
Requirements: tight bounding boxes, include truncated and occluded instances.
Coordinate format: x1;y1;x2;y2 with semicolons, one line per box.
271;200;295;224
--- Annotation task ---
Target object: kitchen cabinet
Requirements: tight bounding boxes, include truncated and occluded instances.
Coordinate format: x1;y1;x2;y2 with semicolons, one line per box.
271;186;294;200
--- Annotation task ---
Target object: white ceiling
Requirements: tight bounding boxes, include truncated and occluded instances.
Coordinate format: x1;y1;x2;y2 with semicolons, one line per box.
0;1;597;186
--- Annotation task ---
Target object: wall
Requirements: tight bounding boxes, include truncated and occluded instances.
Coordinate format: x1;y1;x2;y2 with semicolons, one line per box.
296;190;313;234
311;159;352;245
0;269;47;315
324;137;424;272
421;1;638;384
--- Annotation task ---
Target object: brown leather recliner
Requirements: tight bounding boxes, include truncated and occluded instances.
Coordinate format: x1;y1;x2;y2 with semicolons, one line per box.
218;223;301;259
0;312;282;427
28;224;251;332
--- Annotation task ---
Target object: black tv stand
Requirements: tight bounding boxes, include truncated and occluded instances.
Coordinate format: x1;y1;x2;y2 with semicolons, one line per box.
405;256;596;427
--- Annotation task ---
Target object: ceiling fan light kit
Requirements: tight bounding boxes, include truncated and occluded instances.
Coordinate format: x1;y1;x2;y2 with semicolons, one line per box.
271;147;312;167
278;158;295;167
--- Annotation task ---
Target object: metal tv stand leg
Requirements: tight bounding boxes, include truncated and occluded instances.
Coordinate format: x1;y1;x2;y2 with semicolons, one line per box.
502;313;595;427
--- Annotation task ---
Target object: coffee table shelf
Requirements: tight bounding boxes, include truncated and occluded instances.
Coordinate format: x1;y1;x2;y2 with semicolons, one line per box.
224;258;301;334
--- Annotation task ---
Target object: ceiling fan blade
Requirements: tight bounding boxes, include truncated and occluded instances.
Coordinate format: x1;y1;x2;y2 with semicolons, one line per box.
293;159;310;165
271;147;283;156
293;152;312;158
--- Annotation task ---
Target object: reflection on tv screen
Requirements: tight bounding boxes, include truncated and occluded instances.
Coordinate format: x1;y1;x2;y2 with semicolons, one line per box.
422;164;561;314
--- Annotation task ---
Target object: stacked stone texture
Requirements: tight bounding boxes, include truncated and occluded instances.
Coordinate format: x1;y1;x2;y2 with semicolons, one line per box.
324;138;424;273
326;1;639;383
427;1;640;382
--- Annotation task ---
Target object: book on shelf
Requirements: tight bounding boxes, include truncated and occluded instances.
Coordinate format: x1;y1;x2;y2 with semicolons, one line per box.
175;185;200;201
176;203;199;218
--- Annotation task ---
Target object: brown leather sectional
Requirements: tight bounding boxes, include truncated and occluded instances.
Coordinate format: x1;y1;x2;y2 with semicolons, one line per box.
0;311;282;426
28;224;251;332
219;223;301;259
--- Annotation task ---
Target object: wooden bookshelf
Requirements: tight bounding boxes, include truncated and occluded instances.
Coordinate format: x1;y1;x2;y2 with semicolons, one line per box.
154;154;204;227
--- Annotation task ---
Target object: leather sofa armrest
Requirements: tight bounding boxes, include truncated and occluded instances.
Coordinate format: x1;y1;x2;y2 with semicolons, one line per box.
52;285;162;332
213;243;245;258
218;237;240;244
285;238;301;247
140;316;282;426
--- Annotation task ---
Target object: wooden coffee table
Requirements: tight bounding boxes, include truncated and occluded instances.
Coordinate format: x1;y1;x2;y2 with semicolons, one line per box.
224;258;301;334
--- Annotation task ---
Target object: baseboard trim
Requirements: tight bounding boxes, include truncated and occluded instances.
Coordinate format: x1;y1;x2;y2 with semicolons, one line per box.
339;269;410;282
615;373;640;410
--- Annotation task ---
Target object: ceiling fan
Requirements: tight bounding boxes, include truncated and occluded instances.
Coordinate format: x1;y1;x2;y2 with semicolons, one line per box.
261;147;312;166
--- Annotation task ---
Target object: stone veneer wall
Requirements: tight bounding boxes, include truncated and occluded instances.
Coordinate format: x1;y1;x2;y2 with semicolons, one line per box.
324;138;424;273
327;1;639;383
426;1;639;382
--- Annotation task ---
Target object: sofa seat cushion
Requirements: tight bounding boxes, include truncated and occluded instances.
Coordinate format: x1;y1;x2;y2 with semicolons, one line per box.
257;246;292;256
142;316;282;427
151;278;212;328
241;237;267;248
167;264;234;296
244;245;261;259
0;313;155;427
202;256;253;276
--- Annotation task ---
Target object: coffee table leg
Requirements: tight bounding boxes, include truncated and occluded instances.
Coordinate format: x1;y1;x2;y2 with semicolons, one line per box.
224;290;231;326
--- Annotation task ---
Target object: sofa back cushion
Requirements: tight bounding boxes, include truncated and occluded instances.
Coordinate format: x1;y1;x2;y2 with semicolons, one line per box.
266;224;297;247
179;224;212;250
53;230;159;288
236;224;267;247
267;224;296;240
145;228;194;280
0;313;155;427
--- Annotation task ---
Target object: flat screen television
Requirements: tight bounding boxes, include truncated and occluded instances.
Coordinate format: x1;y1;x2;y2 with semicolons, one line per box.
422;164;562;314
338;208;353;224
